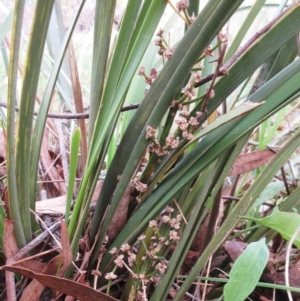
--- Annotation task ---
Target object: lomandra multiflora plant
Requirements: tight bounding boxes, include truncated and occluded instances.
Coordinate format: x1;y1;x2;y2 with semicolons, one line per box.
3;0;300;300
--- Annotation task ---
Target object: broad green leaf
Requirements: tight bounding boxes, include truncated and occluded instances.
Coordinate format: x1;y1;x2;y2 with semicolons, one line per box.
245;207;300;248
249;181;284;210
224;239;269;301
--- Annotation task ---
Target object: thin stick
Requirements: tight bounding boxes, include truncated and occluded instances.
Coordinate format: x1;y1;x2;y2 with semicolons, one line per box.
4;247;60;268
201;42;227;112
54;120;69;187
12;221;61;262
0;101;139;119
173;199;188;224
285;226;300;301
5;270;16;301
201;256;213;300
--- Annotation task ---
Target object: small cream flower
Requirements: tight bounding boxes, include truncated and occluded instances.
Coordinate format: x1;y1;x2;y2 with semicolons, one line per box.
114;255;124;267
196;111;203;118
169;230;181;241
182;84;196;100
176;0;190;12
182;131;194;140
156;28;164;36
207;89;215;99
135;180;148;193
146;125;157;139
165;136;179;149
193;71;202;83
204;45;213;56
163;47;175;59
155;262;167;274
105;272;117;280
155;37;163;46
120;243;131;252
169;218;181;230
218;31;228;43
189;117;199;126
109;247;117;254
181;109;190;117
176;116;189;131
138;234;146;241
162;215;171;223
138;67;145;75
149;220;158;228
165;206;174;213
128;253;136;267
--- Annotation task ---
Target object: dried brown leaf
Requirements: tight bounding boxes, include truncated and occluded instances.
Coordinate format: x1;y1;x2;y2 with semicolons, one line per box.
36;195;67;214
19;220;72;301
2;265;118;301
229;149;276;176
224;240;248;262
3;220;19;259
36;181;103;215
107;185;131;241
41;131;66;194
68;42;87;170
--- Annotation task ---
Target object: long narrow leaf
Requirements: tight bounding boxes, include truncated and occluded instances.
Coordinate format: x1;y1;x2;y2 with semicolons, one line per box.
29;1;85;208
16;0;55;241
6;0;26;247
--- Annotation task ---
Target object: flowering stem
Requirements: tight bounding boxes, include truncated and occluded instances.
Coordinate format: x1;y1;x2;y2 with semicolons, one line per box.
121;227;155;300
196;42;221;63
105;266;117;295
182;93;205;106
201;43;227;113
140;105;178;185
183;9;191;24
165;0;187;22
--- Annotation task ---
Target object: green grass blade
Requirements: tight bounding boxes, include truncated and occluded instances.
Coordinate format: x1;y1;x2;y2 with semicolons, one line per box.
16;0;55;242
47;1;73;110
6;0;26;247
65;128;80;227
0;5;15;44
88;0;167;158
29;1;85;207
88;0;116;141
182;276;300;293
